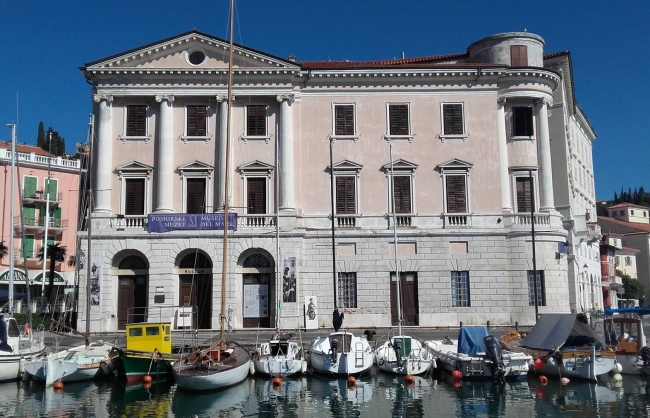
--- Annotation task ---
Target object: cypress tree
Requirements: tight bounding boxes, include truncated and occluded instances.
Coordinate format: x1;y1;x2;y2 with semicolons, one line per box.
36;122;45;149
614;192;619;204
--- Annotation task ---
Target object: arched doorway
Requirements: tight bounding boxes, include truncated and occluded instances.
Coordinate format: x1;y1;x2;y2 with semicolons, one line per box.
241;253;273;328
178;252;213;330
117;255;148;329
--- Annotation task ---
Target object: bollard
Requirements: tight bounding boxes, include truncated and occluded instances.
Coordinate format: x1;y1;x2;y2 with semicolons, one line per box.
459;322;463;328
487;320;490;330
515;322;519;331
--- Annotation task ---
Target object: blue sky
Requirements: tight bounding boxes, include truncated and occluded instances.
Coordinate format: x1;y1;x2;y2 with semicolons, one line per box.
0;0;647;200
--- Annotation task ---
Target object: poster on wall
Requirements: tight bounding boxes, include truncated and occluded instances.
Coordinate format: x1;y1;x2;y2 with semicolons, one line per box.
89;258;101;319
244;284;269;318
282;257;297;303
304;296;318;330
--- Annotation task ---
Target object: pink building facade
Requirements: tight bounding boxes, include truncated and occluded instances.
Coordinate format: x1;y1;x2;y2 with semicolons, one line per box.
79;30;572;332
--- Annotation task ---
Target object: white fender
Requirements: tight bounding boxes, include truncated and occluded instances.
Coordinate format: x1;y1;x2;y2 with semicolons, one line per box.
249;361;255;376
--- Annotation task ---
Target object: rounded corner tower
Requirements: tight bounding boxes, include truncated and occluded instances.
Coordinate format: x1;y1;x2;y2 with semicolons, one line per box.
467;32;545;67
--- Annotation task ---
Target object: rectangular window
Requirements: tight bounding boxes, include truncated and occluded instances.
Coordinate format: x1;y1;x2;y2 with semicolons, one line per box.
388;104;410;136
124;178;145;216
620;210;625;216
246;105;267;136
246;177;267;214
510;45;528;66
23;176;37;199
631;210;635;215
625;256;632;266
186;178;206;214
335;176;356;214
451;271;470;307
512;106;533;137
644;211;647;217
445;175;467;213
442;104;464;136
393;176;412;214
126;105;147;136
527;270;546;306
186;105;207;137
334;105;355;136
516;177;534;212
338;272;357;308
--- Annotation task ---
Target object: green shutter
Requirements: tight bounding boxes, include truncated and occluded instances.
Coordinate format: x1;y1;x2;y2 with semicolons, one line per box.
23;204;36;226
46;179;58;199
54;207;62;220
21;235;34;258
23;177;37;199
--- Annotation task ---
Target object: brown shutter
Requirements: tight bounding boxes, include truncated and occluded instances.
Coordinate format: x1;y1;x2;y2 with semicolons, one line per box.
126;105;147;136
393;176;411;213
443;104;464;135
336;176;356;214
247;178;266;214
186;178;206;214
446;175;467;213
389;105;409;136
335;105;354;136
125;179;145;216
516;177;534;212
510;45;528;66
187;105;207;137
247;105;266;136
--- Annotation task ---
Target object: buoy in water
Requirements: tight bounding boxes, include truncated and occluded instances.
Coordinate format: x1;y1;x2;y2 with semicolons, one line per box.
53;381;64;390
405;374;415;384
452;380;463;389
612;373;623;382
143;382;152;390
611;362;623;374
451;369;463;380
560;377;570;385
142;375;152;384
347;376;356;388
273;377;282;386
533;359;544;370
538;375;548;385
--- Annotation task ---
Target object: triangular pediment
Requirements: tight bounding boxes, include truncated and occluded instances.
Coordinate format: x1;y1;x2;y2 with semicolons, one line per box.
116;161;153;172
332;160;363;172
83;30;300;73
178;160;213;172
382;159;418;172
436;158;473;171
238;160;274;173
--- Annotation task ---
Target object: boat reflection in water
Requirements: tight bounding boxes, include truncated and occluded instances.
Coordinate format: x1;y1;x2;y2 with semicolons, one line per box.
172;378;251;417
109;378;173;417
529;377;622;417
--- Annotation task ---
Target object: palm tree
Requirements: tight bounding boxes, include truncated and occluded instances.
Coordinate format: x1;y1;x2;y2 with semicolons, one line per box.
0;241;7;260
37;242;67;306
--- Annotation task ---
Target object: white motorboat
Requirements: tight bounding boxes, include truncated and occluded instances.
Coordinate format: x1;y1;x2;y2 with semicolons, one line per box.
375;335;433;376
253;333;306;377
306;331;374;376
425;326;531;381
24;341;114;384
0;315;45;382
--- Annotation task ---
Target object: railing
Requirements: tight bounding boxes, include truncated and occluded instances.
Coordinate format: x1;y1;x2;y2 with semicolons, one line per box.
444;213;471;227
14;216;68;229
0;149;80;169
237;214;276;228
388;214;412;227
22;191;63;202
13;245;48;260
110;216;148;229
510;213;551;226
336;215;357;228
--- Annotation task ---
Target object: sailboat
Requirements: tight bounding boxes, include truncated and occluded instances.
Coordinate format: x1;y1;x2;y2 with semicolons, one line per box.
172;0;251;391
374;143;433;376
304;132;374;377
0;123;45;382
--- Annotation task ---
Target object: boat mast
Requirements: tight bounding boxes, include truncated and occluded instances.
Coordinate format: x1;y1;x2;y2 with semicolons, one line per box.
329;137;337;311
40;131;52;312
389;142;402;336
220;0;235;342
530;168;538;319
275;101;281;331
85;115;95;337
7;123;16;314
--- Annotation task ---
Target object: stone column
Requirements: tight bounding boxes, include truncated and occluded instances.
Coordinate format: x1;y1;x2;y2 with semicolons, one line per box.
536;99;555;212
155;95;174;213
92;94;113;213
277;94;295;211
215;95;228;211
496;99;512;212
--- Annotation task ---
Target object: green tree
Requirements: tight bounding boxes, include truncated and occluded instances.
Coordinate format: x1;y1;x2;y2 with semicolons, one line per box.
0;241;7;260
36;121;45;149
41;127;66;157
617;269;645;300
37;242;67;306
613;192;619;204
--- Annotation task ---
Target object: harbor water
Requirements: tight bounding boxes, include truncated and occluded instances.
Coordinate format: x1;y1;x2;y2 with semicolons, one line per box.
0;371;648;417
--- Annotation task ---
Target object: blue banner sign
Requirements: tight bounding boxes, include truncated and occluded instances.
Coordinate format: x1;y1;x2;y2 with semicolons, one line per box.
148;213;238;233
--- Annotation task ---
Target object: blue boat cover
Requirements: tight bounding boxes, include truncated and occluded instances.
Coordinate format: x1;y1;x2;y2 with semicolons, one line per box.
605;307;650;317
457;326;490;355
520;313;604;351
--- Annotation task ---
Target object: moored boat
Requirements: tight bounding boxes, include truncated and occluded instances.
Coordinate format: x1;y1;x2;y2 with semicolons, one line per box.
306;330;374;376
376;335;433;376
500;313;616;381
0;315;45;382
253;333;306;377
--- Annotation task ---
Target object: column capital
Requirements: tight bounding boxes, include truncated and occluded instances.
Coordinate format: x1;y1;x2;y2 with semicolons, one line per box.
155;94;175;103
534;97;553;108
497;97;506;107
276;94;295;104
93;94;113;104
216;94;236;103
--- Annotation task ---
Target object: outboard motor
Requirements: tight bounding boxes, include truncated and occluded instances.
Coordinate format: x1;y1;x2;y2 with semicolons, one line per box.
641;346;650;368
392;339;403;368
483;335;505;382
330;338;339;364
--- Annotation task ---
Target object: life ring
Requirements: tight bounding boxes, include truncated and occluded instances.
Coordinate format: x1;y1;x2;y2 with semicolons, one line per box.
24;322;32;335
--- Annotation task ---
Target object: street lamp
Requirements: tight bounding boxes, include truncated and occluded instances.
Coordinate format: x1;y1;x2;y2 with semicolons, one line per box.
583;264;589;308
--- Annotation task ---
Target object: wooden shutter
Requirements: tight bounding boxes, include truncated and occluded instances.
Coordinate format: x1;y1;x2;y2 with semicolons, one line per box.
516;177;534;212
510;45;528;66
126;105;147;136
125;178;145;216
336;176;356;214
186;178;206;214
247;105;266;136
187;105;207;137
443;104;464;135
393;176;411;214
513;107;533;136
389;105;409;136
47;179;58;199
335;105;354;136
24;176;37;198
446;175;467;213
247;178;266;214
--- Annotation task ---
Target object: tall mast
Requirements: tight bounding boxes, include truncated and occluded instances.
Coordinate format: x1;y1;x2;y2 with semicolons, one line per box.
389;142;402;335
220;0;235;341
275;102;281;331
7;123;16;314
40;131;52;312
329;137;337;310
86;115;95;336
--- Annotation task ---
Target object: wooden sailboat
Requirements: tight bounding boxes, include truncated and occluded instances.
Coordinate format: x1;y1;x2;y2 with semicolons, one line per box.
0;124;45;382
305;132;374;377
172;0;251;391
375;142;433;376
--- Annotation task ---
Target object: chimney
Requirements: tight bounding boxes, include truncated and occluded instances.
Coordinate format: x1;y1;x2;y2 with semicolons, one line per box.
288;55;296;62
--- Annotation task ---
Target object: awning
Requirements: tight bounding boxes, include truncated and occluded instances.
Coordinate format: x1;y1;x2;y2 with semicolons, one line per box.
0;269;28;283
520;313;605;351
33;271;66;286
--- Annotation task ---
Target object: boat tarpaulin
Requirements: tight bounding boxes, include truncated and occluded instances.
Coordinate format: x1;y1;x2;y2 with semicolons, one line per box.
520;313;605;351
605;307;650;317
457;326;490;355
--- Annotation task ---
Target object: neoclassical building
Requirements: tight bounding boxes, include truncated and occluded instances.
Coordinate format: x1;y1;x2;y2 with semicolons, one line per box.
79;30;576;332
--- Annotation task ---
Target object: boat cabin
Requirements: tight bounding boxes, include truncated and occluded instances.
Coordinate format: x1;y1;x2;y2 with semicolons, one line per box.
592;308;648;354
125;322;171;354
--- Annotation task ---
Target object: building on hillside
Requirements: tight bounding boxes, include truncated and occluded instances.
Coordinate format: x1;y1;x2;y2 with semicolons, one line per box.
545;52;602;313
617;246;639;280
0;141;81;311
607;203;650;224
598;217;650;303
78;30;579;332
